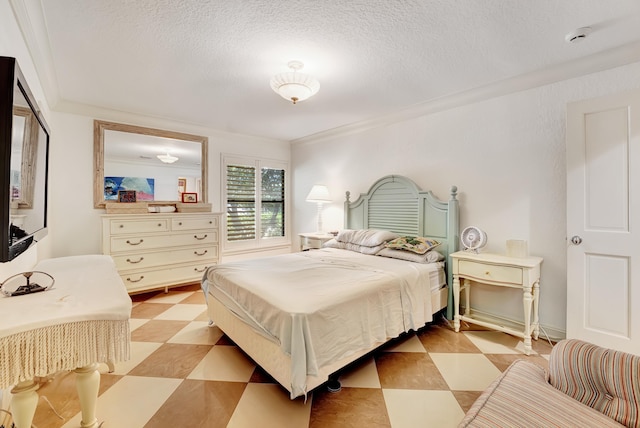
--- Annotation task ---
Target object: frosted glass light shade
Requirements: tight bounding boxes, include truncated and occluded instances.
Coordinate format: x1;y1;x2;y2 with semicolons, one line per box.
270;61;320;104
157;153;178;164
306;185;331;203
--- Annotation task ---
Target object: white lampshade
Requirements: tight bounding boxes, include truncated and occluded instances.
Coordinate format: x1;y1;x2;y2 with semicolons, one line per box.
270;61;320;104
306;185;331;203
157;153;178;164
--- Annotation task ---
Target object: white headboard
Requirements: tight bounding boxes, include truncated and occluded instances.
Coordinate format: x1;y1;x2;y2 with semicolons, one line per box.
344;175;460;318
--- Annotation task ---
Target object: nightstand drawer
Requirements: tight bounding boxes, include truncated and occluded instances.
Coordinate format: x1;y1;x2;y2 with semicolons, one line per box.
459;260;523;284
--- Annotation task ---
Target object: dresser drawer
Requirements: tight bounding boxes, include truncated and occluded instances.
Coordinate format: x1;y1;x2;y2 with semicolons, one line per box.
110;231;218;252
171;216;218;231
121;262;215;293
458;260;523;285
111;246;218;271
110;218;169;234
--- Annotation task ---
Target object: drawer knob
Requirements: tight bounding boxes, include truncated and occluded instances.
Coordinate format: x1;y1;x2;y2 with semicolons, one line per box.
209;221;213;224
194;234;208;240
126;239;144;246
194;250;208;256
158;223;162;227
119;224;124;228
485;271;490;275
126;276;144;283
126;257;144;264
178;222;183;226
194;266;208;273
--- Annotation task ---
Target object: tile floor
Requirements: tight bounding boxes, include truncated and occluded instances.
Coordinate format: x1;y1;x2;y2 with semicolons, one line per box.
26;284;553;428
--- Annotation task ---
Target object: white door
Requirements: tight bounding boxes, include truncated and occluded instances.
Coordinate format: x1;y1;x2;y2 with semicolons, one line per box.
566;88;640;354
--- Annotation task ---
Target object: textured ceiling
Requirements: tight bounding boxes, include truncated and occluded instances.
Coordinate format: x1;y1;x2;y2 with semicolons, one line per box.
13;0;640;141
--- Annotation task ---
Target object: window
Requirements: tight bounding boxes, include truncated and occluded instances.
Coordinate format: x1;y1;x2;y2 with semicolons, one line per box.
223;155;288;251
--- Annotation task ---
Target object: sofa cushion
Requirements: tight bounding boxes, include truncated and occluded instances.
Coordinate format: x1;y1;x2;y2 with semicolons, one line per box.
549;339;640;428
459;359;624;427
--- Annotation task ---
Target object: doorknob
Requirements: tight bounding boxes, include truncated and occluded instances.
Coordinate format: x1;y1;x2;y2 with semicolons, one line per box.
570;235;583;245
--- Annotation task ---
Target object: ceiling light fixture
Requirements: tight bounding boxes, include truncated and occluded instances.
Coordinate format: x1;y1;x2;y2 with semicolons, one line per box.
157;153;178;164
270;60;320;104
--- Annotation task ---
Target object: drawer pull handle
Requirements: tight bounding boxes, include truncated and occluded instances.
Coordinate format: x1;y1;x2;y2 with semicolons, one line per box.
119;224;124;228
485;271;490;275
126;276;144;283
158;223;162;227
194;234;208;240
126;257;144;264
126;239;144;246
209;221;213;224
178;222;183;226
194;267;208;273
194;250;208;256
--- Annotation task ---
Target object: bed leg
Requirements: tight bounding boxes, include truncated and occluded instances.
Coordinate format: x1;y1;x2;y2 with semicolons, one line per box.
326;374;341;393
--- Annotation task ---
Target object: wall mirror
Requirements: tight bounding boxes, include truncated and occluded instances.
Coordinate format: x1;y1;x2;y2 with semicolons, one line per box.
94;120;208;209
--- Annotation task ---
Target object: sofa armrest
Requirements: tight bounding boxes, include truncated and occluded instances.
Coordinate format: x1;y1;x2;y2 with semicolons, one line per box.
549;339;640;428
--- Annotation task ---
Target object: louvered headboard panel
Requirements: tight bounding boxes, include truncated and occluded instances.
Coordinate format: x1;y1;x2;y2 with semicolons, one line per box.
344;175;459;318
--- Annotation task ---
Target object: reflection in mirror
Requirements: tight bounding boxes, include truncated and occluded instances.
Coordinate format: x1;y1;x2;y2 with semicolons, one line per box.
11;105;39;208
94;120;208;208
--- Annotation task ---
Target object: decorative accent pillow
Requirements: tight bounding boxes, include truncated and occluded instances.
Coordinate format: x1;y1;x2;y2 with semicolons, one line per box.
385;236;441;254
377;248;445;263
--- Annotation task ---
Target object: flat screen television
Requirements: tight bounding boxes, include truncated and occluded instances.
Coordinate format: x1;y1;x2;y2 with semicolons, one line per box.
0;56;50;262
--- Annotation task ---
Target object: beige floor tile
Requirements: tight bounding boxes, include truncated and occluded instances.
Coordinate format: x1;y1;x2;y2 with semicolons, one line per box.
129;343;212;378
376;352;449;390
227;383;311;428
62;376;182;428
383;333;427;353
105;341;163;375
310;387;390;427
167;321;224;345
338;356;381;388
145;290;195;304
383;389;465;428
153;303;208;321
145;379;247;428
130;319;190;342
188;345;256;382
129;317;149;332
463;331;526;354
130;302;173;319
430;353;502;391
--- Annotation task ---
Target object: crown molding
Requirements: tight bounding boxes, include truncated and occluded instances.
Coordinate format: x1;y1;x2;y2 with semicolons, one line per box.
292;40;640;146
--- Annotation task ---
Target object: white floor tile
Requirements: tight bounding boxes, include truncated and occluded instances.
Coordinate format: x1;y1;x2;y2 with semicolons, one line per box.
105;341;163;375
153;303;207;321
463;331;528;354
62;376;182;428
384;334;427;353
145;291;195;304
339;356;381;388
383;389;465;428
187;345;255;382
430;353;501;391
167;321;224;345
227;383;311;428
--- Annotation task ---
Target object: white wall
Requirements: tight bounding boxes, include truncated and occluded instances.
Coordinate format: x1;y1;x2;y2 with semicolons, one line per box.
0;0;52;280
292;61;640;339
47;110;290;258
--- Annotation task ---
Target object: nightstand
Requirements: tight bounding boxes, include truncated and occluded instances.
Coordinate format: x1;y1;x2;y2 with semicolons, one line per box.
450;251;543;355
299;232;334;251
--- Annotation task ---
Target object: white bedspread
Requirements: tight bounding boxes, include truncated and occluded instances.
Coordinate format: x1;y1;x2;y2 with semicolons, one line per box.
203;248;443;398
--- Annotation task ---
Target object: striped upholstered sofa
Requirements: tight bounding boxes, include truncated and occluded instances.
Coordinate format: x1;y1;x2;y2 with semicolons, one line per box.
460;339;640;427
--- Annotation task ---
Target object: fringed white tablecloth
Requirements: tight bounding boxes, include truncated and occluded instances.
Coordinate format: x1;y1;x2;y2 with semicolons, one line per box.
0;255;131;389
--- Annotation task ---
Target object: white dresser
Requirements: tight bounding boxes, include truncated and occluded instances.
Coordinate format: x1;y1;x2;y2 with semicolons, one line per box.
101;212;221;293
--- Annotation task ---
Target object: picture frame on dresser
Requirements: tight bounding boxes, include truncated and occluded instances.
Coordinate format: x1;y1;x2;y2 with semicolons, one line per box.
182;192;198;203
117;190;136;203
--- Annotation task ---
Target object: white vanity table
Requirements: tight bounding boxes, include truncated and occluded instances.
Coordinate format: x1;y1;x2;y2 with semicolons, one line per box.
0;255;131;428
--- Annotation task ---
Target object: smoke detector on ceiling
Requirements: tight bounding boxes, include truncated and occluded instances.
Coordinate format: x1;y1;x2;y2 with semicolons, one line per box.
565;27;592;43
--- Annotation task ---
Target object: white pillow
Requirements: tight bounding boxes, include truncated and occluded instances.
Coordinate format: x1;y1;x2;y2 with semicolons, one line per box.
377;248;445;263
323;238;386;255
335;229;399;247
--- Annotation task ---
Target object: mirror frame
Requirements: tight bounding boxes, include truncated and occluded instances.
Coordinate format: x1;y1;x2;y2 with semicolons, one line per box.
12;105;39;208
93;120;208;209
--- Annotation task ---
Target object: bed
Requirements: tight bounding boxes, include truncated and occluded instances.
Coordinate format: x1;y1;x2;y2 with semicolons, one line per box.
203;175;460;399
